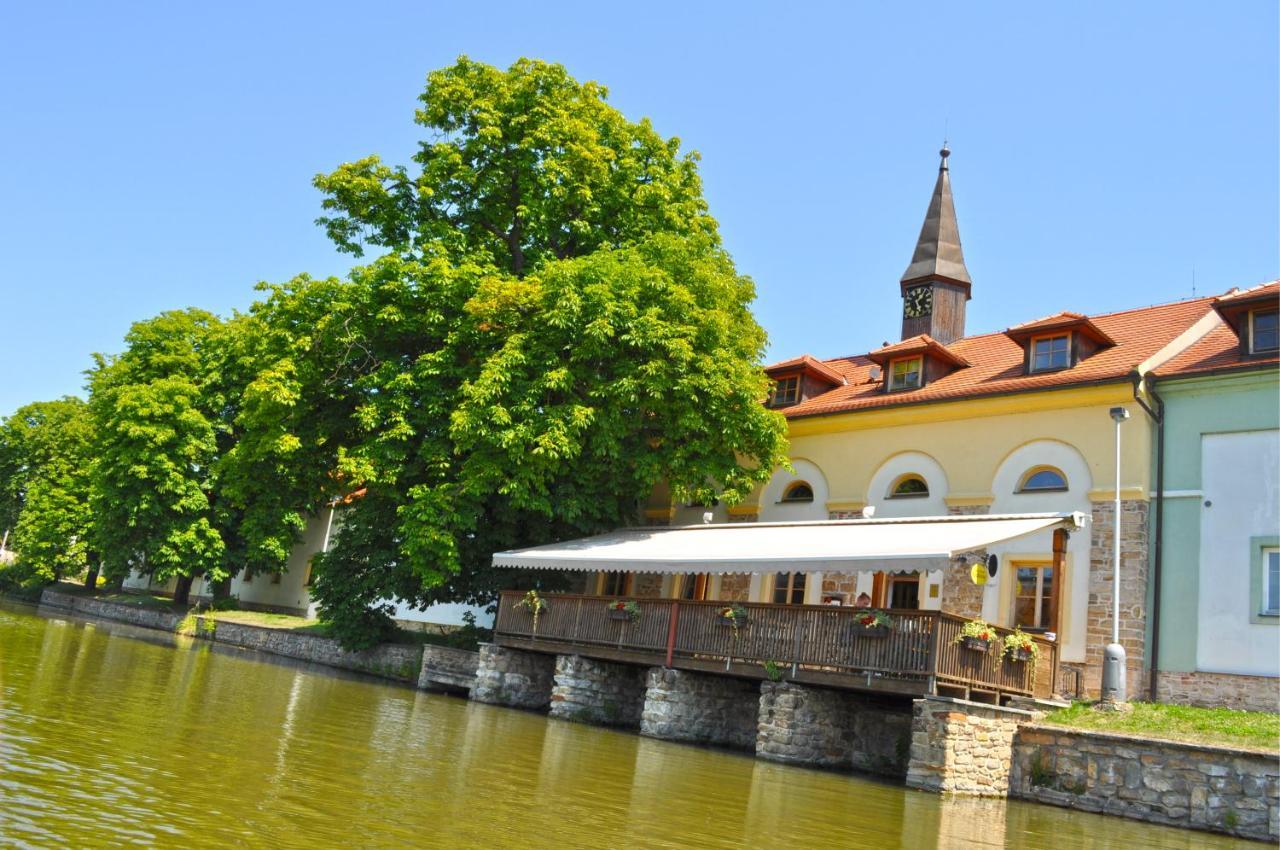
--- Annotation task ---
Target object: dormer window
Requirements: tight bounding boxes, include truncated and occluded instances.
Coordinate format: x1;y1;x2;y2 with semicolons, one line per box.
1251;309;1278;354
769;375;800;407
1031;334;1071;372
889;357;923;391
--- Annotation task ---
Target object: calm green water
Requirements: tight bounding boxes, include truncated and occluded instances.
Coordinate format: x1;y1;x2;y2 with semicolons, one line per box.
0;601;1256;849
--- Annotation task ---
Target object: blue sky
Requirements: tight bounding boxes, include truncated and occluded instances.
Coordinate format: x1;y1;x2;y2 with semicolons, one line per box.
1;1;1275;417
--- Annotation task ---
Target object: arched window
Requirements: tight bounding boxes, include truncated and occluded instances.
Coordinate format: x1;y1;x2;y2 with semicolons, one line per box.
781;481;815;503
1017;466;1068;493
889;474;929;498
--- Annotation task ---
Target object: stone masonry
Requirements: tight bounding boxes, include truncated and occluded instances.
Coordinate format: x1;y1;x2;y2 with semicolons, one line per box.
418;645;480;692
1011;724;1279;842
549;654;647;727
756;681;913;777
905;696;1034;796
640;667;758;750
471;644;556;710
1086;499;1149;697
718;574;751;601
941;505;989;619
1155;670;1280;714
40;588;184;632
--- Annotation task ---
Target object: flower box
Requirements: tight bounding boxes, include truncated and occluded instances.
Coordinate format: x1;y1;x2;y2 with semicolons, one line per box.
718;614;747;627
960;635;991;653
1008;646;1033;663
859;625;890;639
607;608;632;621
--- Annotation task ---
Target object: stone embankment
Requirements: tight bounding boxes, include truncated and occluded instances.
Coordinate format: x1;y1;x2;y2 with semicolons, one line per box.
1011;725;1279;842
38;588;479;691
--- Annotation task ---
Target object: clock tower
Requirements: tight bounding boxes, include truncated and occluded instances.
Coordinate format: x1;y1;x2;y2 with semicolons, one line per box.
900;145;972;345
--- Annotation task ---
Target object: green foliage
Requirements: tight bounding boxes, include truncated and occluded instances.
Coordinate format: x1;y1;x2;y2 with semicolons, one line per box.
0;398;96;582
0;559;50;600
762;659;784;682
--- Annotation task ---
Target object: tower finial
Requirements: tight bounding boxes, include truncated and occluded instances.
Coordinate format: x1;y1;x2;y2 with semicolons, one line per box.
939;142;950;172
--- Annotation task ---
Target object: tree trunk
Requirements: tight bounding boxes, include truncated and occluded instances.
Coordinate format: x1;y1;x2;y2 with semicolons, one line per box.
83;565;100;591
211;577;232;603
173;574;194;607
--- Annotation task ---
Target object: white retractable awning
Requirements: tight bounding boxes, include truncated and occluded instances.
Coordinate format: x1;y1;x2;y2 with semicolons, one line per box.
492;512;1087;575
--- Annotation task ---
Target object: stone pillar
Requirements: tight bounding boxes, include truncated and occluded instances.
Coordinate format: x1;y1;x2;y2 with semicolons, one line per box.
470;644;556;710
1085;498;1149;698
821;511;863;600
640;667;758;750
548;654;648;728
850;702;914;778
942;504;989;618
756;682;853;768
905;696;1034;796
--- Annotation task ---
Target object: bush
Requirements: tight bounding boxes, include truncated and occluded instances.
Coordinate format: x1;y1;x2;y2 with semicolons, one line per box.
0;558;53;600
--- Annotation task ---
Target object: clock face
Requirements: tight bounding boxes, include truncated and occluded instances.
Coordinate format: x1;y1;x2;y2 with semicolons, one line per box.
903;285;933;319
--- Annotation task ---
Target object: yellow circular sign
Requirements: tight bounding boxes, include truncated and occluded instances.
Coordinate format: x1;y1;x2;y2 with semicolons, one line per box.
970;563;990;586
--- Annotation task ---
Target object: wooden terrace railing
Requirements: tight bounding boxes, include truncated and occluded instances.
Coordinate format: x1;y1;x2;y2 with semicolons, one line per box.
494;591;1058;701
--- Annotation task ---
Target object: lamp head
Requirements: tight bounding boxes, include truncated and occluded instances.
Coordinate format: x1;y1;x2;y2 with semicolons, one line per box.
1109;406;1130;423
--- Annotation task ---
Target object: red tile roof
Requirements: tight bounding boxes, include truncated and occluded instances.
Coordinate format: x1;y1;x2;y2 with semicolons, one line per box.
776;296;1220;419
763;353;846;386
1210;280;1280;331
865;334;970;368
1004;312;1116;346
1155;282;1280;378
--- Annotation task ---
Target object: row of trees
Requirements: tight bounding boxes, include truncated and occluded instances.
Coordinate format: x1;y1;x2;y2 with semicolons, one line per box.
0;57;790;647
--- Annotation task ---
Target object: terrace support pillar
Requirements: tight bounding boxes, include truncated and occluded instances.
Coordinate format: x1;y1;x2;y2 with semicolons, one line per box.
905;696;1035;796
640;667;758;750
755;682;853;768
470;644;556;710
548;655;647;728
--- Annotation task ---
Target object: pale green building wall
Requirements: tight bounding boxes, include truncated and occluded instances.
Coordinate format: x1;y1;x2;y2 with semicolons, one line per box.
1149;368;1280;674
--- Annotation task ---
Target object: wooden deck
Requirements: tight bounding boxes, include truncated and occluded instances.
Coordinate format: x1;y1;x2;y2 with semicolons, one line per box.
494;591;1059;702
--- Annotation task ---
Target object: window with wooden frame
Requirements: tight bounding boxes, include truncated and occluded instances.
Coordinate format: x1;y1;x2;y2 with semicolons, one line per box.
772;572;807;605
678;573;709;601
1250;309;1279;354
1030;333;1071;372
889;474;929;498
1016;466;1069;493
1011;561;1058;632
780;481;814;503
768;375;801;407
600;571;633;596
888;357;923;391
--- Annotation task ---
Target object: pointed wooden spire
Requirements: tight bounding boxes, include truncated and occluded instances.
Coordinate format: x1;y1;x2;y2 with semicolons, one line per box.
901;145;972;288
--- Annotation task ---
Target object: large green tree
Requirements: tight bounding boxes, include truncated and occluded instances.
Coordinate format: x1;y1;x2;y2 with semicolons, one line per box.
88;309;259;603
0;397;96;585
234;56;789;647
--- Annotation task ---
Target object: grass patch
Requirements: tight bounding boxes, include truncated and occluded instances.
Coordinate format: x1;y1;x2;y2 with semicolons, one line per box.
209;609;332;637
52;581;187;610
1042;701;1280;752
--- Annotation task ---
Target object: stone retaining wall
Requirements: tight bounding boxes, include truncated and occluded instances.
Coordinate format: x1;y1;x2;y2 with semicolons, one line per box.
641;667;758;750
905;696;1033;795
1010;724;1279;842
471;644;556;710
418;645;480;692
200;618;422;684
756;681;912;777
39;589;184;632
549;654;647;727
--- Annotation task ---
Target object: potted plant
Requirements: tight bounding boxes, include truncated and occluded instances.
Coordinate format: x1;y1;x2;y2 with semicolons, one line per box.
954;618;996;653
1001;628;1041;666
606;599;641;623
718;603;749;634
854;609;892;638
516;589;547;632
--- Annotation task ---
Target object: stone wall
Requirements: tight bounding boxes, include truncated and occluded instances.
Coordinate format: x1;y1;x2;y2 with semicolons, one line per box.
941;505;989;618
905;696;1032;795
1155;670;1279;714
418;645;480;692
640;668;758;750
827;509;863;520
1086;499;1149;697
718;574;751;601
1011;724;1279;842
40;589;184;632
549;654;647;727
199;618;423;683
632;573;664;598
471;644;556;710
756;682;912;777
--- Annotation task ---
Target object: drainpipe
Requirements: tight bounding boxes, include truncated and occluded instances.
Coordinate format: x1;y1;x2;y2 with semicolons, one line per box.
1130;370;1165;703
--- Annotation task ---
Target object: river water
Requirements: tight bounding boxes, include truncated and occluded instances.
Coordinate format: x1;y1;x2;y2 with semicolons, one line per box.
0;600;1256;849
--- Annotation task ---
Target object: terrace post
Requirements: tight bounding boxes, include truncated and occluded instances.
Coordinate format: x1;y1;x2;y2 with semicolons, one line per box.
664;601;679;668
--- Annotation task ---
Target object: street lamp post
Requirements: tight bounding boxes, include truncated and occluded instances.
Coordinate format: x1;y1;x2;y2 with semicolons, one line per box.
1102;406;1131;704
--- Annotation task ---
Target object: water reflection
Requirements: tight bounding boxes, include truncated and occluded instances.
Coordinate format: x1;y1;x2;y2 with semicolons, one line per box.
0;601;1257;849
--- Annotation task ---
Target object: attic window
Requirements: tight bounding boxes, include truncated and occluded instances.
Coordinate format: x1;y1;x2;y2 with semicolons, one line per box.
1031;334;1071;372
890;475;929;498
1251;309;1278;354
1017;467;1068;493
889;357;923;391
769;375;800;407
780;482;814;503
